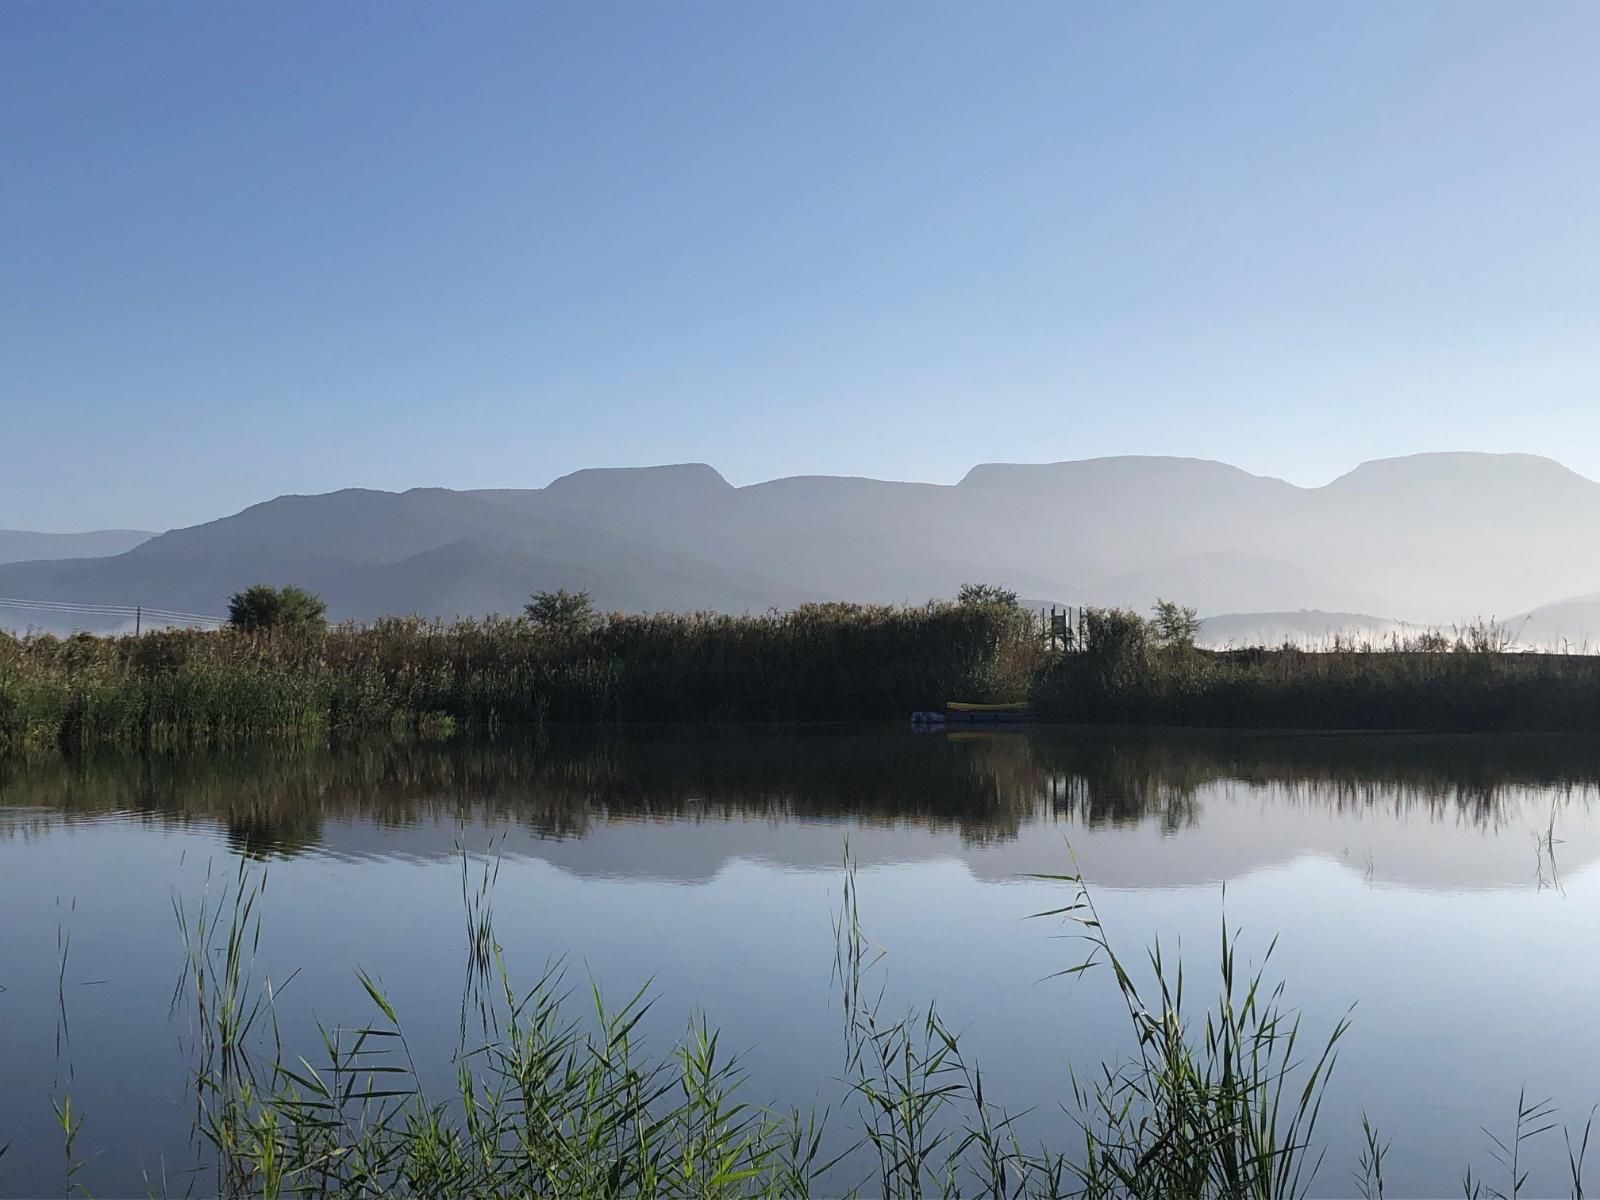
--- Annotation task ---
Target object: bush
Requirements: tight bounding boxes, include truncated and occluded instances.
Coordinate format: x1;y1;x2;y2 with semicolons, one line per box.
957;582;1020;608
524;588;600;635
1149;598;1200;649
227;584;328;634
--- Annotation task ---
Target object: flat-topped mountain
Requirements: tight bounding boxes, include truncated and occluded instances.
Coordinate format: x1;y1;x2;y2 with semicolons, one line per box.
4;452;1600;636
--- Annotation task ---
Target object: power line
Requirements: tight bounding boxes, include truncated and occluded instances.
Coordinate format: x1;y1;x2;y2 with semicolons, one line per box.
0;601;227;627
0;597;220;621
0;596;227;627
2;603;226;625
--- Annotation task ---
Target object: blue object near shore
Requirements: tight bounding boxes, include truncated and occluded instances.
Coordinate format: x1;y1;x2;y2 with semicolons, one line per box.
911;710;1033;726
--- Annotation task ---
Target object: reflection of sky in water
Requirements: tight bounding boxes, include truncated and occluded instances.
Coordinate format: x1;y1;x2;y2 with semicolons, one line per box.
2;728;1599;1196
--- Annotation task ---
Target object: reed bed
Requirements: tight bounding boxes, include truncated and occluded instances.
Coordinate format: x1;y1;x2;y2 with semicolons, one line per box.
1034;611;1600;733
0;603;1039;756
11;597;1600;756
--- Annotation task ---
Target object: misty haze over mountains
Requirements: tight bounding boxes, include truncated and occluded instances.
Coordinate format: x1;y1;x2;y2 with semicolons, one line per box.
0;528;154;565
6;451;1600;647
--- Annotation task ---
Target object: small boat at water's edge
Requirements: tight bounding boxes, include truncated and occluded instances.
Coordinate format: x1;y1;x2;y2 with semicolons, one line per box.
912;701;1033;726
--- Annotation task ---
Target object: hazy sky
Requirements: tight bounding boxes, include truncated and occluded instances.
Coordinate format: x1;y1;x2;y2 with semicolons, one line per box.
4;2;1598;532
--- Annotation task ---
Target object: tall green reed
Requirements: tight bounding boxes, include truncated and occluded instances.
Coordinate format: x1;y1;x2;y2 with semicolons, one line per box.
1;602;1039;757
1034;609;1600;733
155;849;1380;1199
1033;871;1346;1200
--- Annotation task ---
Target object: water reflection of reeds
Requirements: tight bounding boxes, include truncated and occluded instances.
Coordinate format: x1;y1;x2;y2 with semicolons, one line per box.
2;728;1598;858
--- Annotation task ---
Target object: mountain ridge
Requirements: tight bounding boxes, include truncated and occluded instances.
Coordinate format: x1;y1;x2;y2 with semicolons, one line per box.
4;451;1600;638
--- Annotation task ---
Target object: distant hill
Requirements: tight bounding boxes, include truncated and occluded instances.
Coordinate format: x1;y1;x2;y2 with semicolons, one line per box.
1197;611;1411;650
1507;594;1600;652
1090;554;1386;618
7;452;1600;634
0;528;153;565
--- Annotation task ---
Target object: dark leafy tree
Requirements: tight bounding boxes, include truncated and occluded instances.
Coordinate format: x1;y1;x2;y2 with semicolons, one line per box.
957;582;1020;609
227;584;328;634
1083;607;1150;693
1150;598;1201;649
524;588;599;634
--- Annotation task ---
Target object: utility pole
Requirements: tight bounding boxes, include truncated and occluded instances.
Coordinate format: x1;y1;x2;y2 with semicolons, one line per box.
135;606;141;636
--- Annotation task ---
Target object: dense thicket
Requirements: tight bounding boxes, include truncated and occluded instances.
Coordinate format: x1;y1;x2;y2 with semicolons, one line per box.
10;598;1600;755
0;603;1038;754
1034;608;1600;732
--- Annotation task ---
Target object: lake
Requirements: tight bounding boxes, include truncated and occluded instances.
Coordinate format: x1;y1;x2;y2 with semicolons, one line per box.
3;725;1600;1197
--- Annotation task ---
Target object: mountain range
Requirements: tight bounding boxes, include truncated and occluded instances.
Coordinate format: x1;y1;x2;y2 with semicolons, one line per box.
5;452;1600;645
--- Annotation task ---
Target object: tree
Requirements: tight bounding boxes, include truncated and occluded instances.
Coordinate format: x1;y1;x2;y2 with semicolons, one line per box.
1149;598;1201;649
957;582;1020;609
227;584;328;634
1081;606;1150;695
524;588;599;634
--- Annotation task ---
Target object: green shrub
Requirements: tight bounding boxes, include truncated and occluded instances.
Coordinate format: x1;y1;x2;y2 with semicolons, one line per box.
227;584;328;634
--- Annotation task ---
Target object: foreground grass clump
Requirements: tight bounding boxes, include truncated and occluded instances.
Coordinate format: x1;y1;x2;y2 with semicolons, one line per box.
28;853;1595;1196
147;859;1600;1199
164;860;1353;1200
0;602;1039;755
1034;610;1600;733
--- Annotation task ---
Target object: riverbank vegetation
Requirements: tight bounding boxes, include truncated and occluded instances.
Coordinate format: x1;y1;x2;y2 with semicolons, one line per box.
0;600;1039;755
1032;608;1600;733
9;585;1600;756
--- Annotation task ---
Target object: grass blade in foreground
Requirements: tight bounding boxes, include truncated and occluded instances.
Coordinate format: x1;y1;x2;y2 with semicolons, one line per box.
150;852;1588;1197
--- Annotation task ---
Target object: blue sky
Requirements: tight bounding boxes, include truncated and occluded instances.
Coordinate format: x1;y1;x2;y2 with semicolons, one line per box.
4;2;1598;531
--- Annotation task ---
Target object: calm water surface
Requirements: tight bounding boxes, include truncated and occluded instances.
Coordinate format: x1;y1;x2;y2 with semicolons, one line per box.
3;726;1600;1197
